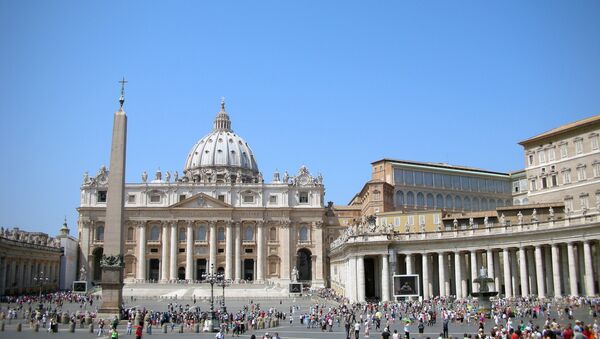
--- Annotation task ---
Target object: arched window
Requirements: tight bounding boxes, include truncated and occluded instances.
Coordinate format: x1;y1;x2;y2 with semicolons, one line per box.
127;227;134;241
197;226;207;241
436;194;444;209
395;191;404;207
179;228;186;242
455;196;462;210
481;198;488;210
489;199;497;210
299;226;309;242
464;197;471;211
426;193;434;208
497;199;505;207
96;225;104;241
406;191;415;207
416;192;425;207
150;226;160;241
269;227;277;242
505;199;511;207
472;198;480;211
522;198;529;205
445;194;453;209
244;226;254;241
217;227;225;241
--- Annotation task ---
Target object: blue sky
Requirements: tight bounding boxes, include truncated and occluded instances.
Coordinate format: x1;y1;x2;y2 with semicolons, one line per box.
1;1;599;234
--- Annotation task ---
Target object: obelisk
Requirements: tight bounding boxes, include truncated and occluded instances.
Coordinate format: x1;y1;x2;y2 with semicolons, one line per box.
98;78;128;317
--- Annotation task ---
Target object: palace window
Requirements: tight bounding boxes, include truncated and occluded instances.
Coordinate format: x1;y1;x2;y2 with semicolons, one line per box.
560;143;568;158
577;165;587;181
179;194;186;202
269;227;277;242
128;194;136;203
418;215;426;226
127;227;134;241
563;169;572;184
528;154;534;166
530;179;537;191
541;177;548;189
97;190;107;203
393;217;400;226
217;228;225;242
243;194;254;203
575;138;584;154
299;191;309;204
580;194;589;210
538;151;546;164
179;228;186;242
564;198;573;212
269;195;277;204
551;175;558;187
594;162;600;177
591;134;599;150
150;194;161;203
218;195;225;202
548;149;555;162
299;226;309;242
407;216;414;226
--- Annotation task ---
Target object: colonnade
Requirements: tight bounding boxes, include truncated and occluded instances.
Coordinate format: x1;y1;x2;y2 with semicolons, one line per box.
0;256;60;295
347;240;600;302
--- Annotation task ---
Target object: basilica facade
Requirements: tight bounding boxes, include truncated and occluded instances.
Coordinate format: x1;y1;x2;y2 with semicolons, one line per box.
77;100;328;287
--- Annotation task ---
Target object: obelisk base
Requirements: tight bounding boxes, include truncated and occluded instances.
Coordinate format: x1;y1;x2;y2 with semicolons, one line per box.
97;266;124;319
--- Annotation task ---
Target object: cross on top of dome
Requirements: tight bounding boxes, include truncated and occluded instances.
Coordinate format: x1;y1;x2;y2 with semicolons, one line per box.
213;97;232;132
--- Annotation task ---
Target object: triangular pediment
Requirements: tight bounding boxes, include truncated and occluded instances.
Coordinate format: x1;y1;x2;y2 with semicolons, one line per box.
170;193;232;209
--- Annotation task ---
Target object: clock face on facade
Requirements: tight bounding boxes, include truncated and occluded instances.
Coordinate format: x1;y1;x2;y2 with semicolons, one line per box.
298;175;309;186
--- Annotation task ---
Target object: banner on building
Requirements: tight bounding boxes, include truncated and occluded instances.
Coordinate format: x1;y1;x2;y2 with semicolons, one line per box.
393;274;419;297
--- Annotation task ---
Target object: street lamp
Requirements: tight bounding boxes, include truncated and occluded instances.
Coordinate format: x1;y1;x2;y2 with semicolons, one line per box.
201;264;221;332
33;271;49;299
217;277;230;314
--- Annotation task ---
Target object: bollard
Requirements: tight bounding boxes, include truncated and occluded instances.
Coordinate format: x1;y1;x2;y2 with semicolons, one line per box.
70;322;76;332
34;323;39;332
89;323;94;333
179;324;183;333
162;324;168;333
194;323;200;333
16;323;22;332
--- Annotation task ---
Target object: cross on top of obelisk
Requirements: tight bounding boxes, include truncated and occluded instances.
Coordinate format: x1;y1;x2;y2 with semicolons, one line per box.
118;77;128;109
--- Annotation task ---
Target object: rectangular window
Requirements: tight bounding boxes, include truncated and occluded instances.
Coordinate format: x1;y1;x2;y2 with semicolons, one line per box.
575;139;583;154
538;151;546;164
178;248;185;253
218;195;225;202
541;177;547;189
581;195;589;209
563;170;572;184
150;194;161;203
560;144;568;158
407;216;414;226
394;217;400;226
418;215;425;225
179;194;186;202
528;154;534;166
434;173;443;187
269;195;278;204
414;171;423;186
394;169;404;184
565;198;573;212
551;175;557;187
594;163;600;177
548;149;555;162
577;167;587;181
404;170;414;185
97;190;107;203
424;172;433;187
243;195;254;203
592;136;599;150
513;181;520;193
299;191;309;203
127;194;136;203
433;214;440;225
530;179;536;191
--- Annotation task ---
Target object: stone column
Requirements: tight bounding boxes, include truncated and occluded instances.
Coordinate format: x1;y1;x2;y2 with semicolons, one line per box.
422;253;430;299
225;221;234;280
567;242;578;296
356;256;365;302
438;252;446;297
454;251;462;298
381;254;390;301
406;253;413;274
347;256;356;301
161;222;170;282
551;243;562;297
583;241;595;296
486;249;494;282
534;245;545;298
527;248;536;295
24;260;31;290
462;253;468;298
278;222;290;283
185;221;194;281
169;222;177;281
137;221;146;281
209;221;217;270
503;248;512;298
470;250;478;294
256;221;265;283
519;247;529;296
234;222;242;282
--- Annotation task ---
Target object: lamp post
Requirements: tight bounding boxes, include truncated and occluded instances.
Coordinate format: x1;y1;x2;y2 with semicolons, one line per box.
33;271;49;299
201;264;221;332
217;277;230;314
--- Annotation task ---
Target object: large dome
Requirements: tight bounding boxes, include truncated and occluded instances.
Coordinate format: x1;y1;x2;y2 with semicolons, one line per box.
183;100;260;183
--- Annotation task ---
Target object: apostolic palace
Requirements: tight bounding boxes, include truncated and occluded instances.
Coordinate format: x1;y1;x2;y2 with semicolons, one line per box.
2;94;600;304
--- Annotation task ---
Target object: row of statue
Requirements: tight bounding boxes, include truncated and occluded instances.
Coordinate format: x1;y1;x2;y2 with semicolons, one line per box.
0;227;61;248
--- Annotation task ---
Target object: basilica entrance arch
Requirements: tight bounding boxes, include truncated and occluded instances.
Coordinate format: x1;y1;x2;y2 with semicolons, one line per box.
296;248;312;282
244;259;254;281
92;247;103;282
149;259;160;281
